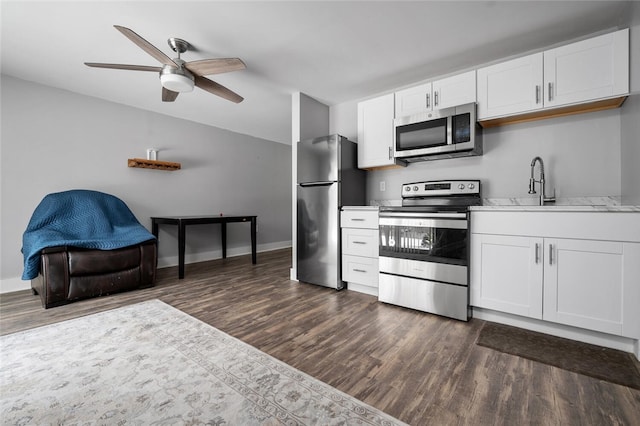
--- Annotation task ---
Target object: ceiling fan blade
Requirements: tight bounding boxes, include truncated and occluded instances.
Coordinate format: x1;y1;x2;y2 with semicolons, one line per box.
162;87;179;102
85;63;162;72
185;58;246;76
194;76;244;103
113;25;177;67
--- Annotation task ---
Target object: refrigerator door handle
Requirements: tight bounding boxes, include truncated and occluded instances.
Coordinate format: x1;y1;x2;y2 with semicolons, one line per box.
299;181;335;187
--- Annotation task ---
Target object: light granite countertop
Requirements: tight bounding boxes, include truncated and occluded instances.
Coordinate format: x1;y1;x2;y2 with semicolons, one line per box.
471;205;640;212
367;197;640;212
471;197;640;212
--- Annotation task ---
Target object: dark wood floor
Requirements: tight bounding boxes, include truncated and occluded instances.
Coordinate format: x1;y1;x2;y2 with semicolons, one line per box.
1;248;639;425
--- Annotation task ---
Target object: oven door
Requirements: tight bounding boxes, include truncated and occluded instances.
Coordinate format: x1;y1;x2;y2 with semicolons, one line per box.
378;211;468;265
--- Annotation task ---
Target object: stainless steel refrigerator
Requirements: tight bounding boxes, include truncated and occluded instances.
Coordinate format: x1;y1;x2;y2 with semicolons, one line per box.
297;134;365;290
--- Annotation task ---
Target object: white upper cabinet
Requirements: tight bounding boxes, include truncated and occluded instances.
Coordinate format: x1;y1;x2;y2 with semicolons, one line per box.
477;53;543;119
543;29;629;108
394;82;432;118
477;28;629;120
395;71;476;118
432;70;477;110
357;93;399;169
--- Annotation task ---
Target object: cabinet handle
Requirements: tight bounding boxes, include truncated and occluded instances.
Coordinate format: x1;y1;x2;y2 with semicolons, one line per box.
548;82;553;101
353;268;367;273
535;243;540;264
535;85;540;104
388;146;392;160
350;218;365;221
434;91;439;107
549;244;553;265
353;241;367;245
426;93;430;108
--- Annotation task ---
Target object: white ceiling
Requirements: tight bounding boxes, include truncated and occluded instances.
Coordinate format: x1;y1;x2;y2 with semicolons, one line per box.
1;1;633;145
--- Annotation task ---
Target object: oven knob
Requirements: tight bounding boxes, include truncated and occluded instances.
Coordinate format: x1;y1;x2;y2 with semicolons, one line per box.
458;183;465;190
413;186;419;191
468;183;475;190
405;186;411;192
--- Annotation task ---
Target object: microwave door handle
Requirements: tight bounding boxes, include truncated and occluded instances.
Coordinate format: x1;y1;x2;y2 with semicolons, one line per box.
426;93;430;109
447;115;453;145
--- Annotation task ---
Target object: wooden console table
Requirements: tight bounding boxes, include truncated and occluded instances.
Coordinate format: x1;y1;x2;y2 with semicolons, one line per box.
151;215;257;279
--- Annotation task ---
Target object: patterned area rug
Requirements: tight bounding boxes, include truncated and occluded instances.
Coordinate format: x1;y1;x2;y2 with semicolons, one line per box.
0;300;405;425
477;322;640;390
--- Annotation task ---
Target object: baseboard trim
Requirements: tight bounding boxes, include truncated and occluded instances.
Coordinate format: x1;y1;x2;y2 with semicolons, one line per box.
1;242;292;294
157;241;291;269
0;277;30;294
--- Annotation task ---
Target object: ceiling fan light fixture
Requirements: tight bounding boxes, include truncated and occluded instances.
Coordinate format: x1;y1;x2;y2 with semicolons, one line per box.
160;65;194;92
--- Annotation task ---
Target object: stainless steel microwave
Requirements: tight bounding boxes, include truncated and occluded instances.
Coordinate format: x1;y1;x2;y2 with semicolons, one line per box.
393;102;482;162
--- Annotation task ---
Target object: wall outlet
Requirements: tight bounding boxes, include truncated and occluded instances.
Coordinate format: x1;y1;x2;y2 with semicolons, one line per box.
379;181;386;192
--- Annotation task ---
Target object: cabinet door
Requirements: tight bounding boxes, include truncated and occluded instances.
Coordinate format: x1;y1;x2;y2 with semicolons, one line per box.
394;82;432;118
544;29;629;108
477;52;543;119
357;94;395;168
543;238;625;335
470;234;543;319
432;70;476;110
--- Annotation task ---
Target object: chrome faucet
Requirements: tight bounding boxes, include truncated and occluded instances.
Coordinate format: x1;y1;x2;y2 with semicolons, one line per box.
528;156;556;206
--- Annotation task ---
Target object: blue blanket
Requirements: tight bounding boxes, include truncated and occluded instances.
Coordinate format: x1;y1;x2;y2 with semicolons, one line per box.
22;190;156;280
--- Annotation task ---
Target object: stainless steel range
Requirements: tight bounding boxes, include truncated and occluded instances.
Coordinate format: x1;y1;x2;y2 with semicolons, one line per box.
378;180;481;321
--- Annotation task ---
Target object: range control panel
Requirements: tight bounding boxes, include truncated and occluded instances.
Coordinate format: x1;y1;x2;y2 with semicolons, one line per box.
402;180;481;198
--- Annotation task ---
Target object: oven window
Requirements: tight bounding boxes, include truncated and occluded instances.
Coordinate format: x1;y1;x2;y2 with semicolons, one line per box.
396;117;447;151
379;224;467;265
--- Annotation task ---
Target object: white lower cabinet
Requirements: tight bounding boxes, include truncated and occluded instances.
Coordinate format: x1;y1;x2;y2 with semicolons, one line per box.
471;234;543;319
342;254;378;288
543;238;636;337
471;211;640;339
341;208;379;296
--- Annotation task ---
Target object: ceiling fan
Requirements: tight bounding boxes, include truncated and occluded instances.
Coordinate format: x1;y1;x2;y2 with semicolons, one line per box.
85;25;245;103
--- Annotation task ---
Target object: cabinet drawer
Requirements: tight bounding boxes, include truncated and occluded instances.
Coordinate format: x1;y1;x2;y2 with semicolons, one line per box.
342;254;379;287
341;210;378;229
342;229;378;257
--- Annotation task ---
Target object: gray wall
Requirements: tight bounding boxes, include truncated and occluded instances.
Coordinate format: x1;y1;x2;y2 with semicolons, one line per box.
1;76;292;292
621;7;640;205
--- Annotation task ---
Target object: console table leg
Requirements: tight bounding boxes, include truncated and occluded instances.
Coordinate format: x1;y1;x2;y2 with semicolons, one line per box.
251;217;257;264
178;221;186;279
221;222;227;259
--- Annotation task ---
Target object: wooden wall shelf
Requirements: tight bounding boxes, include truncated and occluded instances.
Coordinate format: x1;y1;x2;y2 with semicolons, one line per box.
128;158;181;171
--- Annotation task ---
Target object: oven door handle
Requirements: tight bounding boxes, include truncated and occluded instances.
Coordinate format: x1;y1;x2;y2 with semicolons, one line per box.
379;216;468;229
379;212;467;219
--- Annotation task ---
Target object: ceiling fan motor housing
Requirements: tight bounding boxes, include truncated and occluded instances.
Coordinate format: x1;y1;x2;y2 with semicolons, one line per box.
160;59;195;92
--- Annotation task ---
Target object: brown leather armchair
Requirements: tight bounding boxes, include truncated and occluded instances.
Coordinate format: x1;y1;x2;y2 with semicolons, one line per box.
31;240;157;309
